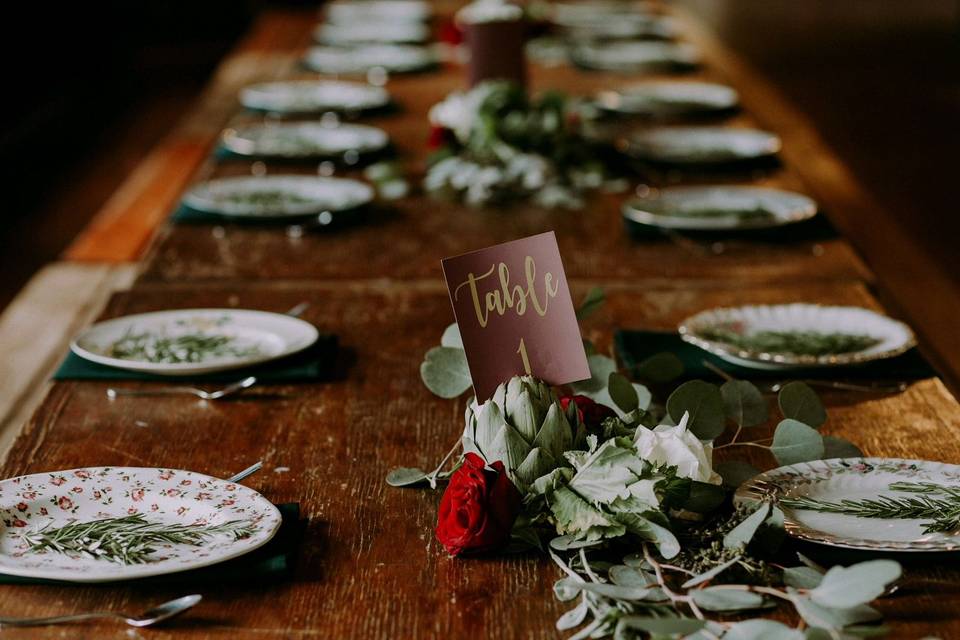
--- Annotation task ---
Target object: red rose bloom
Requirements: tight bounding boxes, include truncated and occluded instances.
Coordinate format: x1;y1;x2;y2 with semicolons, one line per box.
560;395;616;429
436;453;521;556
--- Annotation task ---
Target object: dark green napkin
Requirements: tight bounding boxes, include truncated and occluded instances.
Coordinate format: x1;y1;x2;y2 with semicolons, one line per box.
623;213;838;244
54;334;338;383
614;329;936;381
0;503;303;585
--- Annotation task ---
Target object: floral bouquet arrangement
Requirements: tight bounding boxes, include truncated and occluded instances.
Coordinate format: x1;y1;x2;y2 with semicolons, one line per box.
425;81;625;208
388;293;902;639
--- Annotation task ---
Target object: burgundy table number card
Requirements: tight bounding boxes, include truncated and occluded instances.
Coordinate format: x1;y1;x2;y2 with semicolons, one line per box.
441;231;590;401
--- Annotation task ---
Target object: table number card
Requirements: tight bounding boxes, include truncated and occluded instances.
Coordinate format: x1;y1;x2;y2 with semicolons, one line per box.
441;231;590;400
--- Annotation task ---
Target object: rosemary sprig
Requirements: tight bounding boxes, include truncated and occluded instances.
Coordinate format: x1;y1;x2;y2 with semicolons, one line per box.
700;328;882;357
779;482;960;534
20;515;256;565
107;331;261;364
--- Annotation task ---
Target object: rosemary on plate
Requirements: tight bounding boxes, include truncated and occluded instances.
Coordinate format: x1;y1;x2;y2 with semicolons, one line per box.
107;331;261;364
20;514;256;565
700;328;882;357
779;481;960;534
217;189;317;207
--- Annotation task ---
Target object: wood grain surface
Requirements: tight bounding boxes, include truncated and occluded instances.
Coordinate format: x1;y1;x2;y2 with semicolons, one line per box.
2;2;958;638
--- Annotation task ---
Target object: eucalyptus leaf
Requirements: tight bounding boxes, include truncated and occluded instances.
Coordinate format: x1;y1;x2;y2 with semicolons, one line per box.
666;380;725;440
721;380;768;428
556;600;589;631
440;322;463;348
822;435;863;458
783;565;825;589
771;419;825;465
608;564;652;588
791;593;883;631
384;467;429;487
549;535;603;551
572;580;654;601
778;381;827;428
724;620;804;640
576;286;605;321
632;383;652;412
716;460;760;488
420;346;472;398
571;354;618;395
614;616;705;635
608;372;639;413
723;502;770;550
690;587;768;612
681;554;742;588
554;578;582;601
810;560;902;609
634;351;685;383
681;481;726;514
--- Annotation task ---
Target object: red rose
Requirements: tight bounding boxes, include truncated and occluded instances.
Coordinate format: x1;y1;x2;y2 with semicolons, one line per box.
560;395;616;429
428;125;450;150
436;453;521;556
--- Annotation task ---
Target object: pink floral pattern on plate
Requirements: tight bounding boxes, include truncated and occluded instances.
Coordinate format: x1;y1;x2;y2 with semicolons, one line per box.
0;467;282;582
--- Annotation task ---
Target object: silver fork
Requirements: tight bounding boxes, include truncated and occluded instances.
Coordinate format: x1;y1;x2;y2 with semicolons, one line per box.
766;380;910;394
0;594;201;628
106;376;257;401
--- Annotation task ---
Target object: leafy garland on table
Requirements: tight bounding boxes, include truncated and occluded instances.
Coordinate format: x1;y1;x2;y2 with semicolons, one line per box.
388;289;902;639
425;81;627;209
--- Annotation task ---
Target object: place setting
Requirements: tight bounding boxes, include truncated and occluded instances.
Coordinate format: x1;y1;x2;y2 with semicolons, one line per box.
218;121;392;163
302;43;439;75
57;304;339;399
594;80;740;120
239;79;393;117
0;459;305;627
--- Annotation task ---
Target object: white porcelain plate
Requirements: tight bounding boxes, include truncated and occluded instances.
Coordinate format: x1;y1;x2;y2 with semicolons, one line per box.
303;44;437;75
623;186;817;231
222;122;389;159
736;458;960;552
678;303;916;370
240;80;390;114
183;175;374;219
325;0;431;24
0;466;282;581
571;41;700;73
597;81;738;117
314;21;429;45
562;15;676;40
71;309;319;376
626;126;781;164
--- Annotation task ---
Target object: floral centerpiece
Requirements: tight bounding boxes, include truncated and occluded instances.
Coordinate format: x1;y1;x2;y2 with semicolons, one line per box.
425;81;625;208
389;291;903;639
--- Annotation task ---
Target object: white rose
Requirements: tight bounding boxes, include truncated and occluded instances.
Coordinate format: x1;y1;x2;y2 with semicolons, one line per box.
428;83;497;144
633;412;721;485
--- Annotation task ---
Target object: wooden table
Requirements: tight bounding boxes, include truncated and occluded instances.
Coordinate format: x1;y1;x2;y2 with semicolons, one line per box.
1;4;958;638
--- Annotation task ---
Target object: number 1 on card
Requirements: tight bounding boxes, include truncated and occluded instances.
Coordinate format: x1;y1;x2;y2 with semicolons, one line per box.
517;338;532;375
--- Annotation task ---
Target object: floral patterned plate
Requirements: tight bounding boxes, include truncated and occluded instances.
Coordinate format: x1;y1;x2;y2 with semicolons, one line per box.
72;308;319;376
0;467;282;581
735;458;960;552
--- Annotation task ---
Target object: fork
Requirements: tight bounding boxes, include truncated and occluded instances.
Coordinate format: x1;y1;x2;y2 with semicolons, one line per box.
765;380;910;394
106;376;257;401
0;594;201;628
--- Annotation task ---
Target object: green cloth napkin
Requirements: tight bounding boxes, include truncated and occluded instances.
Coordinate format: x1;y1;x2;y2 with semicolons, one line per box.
614;329;936;381
54;334;338;383
623;213;838;243
0;503;303;585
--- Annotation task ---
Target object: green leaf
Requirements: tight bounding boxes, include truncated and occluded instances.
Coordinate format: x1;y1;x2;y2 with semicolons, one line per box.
384;467;429;487
549;486;623;540
681;555;742;588
810;560;902;609
608;372;639;413
420;346;472;398
632;383;652;412
613;511;681;559
570;354;617;396
576;286;605;321
778;381;827;428
716;460;760;488
771;419;825;465
666;380;725;440
568;440;645;504
822;435;863;458
568;580;655;601
440;323;463;348
724;620;804;640
553;578;581;601
549;535;602;551
724;502;771;550
721;380;769;427
556;600;588;631
614;616;705;636
690;587;768;612
784;565;824;589
681;481;726;514
634;351;685;383
791;594;883;631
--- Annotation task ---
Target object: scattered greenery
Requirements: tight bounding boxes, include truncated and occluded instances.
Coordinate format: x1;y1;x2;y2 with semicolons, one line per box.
20;515;255;565
780;481;960;534
699;328;882;357
106;331;261;364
